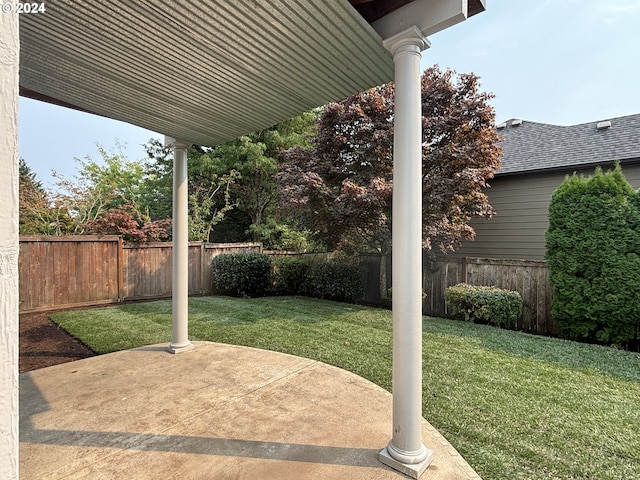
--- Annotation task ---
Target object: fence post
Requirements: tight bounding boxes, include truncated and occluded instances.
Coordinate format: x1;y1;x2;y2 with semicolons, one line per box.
462;257;468;284
200;241;206;295
117;236;124;301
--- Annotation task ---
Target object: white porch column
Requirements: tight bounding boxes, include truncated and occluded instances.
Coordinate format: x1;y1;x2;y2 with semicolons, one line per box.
166;137;194;354
379;26;432;479
0;9;20;480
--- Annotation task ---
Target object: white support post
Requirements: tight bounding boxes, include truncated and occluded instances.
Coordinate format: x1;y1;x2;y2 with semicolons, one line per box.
379;26;433;479
0;9;20;480
166;137;194;354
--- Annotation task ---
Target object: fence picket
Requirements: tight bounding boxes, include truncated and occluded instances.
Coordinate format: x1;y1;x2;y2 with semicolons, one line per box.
18;237;261;312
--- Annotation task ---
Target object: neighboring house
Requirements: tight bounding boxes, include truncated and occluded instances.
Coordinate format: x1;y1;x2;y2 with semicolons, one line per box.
453;113;640;261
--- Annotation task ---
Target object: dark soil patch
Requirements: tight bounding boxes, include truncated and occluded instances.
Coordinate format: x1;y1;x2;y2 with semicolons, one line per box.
19;313;96;373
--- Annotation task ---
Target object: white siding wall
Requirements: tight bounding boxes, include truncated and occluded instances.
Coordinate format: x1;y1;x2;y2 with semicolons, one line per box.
0;10;19;480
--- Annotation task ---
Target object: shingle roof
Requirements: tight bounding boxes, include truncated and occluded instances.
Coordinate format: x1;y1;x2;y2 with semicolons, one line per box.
496;114;640;175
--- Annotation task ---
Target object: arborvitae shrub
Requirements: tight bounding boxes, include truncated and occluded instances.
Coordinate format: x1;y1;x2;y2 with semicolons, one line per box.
545;164;640;345
211;252;273;297
273;256;309;295
445;283;522;328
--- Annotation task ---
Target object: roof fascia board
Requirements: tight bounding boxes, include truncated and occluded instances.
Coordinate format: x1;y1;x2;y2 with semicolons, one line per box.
372;0;477;39
496;157;640;178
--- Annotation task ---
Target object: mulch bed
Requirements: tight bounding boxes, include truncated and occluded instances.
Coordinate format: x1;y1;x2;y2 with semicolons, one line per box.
19;313;96;373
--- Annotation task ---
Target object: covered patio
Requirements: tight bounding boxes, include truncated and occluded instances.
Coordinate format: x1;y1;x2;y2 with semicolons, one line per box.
2;1;486;478
20;341;479;479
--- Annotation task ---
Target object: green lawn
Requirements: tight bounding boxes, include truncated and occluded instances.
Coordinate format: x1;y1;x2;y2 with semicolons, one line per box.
51;296;640;480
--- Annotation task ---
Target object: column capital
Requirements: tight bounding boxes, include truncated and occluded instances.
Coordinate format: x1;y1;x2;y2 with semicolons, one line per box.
382;26;430;57
164;136;190;150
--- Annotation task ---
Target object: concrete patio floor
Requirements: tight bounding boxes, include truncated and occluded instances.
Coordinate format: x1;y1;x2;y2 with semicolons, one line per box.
20;341;481;479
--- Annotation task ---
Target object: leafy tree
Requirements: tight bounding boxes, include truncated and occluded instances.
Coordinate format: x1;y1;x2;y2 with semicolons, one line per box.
246;219;313;252
83;204;171;242
420;67;501;251
546;164;640;346
210;136;277;235
51;144;149;234
187;169;239;242
18;158;55;235
139;139;174;221
142;140;240;242
206;111;317;249
277;66;501;298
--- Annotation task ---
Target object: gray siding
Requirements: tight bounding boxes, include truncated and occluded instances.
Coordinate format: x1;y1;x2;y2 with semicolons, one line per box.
450;163;640;261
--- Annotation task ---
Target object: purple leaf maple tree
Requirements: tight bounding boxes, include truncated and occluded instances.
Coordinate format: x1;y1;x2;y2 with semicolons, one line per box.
277;66;502;299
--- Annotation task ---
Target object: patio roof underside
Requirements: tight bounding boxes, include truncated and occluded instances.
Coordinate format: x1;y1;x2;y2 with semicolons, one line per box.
19;0;398;147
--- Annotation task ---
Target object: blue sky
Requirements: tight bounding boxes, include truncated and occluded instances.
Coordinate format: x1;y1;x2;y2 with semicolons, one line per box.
19;0;640;189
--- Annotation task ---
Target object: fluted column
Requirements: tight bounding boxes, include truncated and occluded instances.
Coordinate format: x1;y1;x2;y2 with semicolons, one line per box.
379;26;433;479
166;137;194;354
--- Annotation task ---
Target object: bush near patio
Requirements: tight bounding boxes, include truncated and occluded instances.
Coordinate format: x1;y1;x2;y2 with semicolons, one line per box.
445;283;522;328
211;252;273;297
546;164;640;346
273;256;310;295
212;252;366;302
307;257;366;303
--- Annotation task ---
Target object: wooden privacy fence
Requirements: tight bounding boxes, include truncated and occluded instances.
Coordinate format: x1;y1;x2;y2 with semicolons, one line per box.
19;237;557;335
423;257;558;335
122;241;261;298
269;253;556;336
355;254;557;336
19;236;260;313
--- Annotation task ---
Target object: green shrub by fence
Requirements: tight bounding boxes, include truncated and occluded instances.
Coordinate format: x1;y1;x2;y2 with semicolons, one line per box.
308;259;366;303
445;283;523;328
211;252;273;297
273;256;310;295
20;237;555;337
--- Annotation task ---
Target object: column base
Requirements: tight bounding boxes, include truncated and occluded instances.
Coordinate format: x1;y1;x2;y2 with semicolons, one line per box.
379;444;433;479
166;341;194;354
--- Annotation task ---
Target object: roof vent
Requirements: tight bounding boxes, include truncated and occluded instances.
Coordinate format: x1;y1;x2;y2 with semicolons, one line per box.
596;120;611;130
496;122;507;129
511;119;523;126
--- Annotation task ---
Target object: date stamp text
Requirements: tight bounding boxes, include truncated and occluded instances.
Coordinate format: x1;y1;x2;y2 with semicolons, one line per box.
1;2;46;13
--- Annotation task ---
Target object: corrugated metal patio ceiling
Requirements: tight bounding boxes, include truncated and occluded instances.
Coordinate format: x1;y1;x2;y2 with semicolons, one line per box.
19;0;394;147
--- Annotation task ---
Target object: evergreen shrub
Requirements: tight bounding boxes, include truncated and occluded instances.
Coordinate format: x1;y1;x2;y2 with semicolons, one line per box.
546;164;640;345
211;252;273;297
308;259;365;303
273;256;310;295
445;283;522;328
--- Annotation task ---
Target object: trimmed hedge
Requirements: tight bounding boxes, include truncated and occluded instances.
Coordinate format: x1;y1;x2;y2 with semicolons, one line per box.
445;283;522;328
211;252;273;297
308;260;365;303
273;256;310;295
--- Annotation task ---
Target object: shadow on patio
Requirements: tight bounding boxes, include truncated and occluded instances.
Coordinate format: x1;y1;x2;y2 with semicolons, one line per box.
20;342;480;479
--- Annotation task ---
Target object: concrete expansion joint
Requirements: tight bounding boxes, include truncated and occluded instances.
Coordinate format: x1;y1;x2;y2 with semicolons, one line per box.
226;359;319;406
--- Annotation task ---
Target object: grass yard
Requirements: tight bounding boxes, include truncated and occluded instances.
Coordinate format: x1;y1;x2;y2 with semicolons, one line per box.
51;296;640;480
